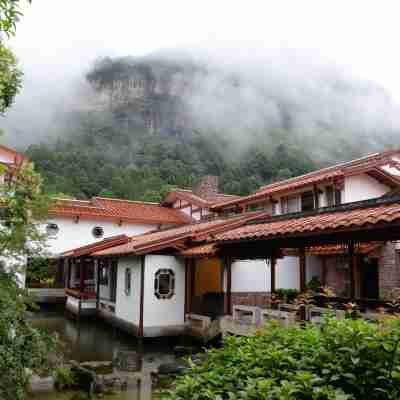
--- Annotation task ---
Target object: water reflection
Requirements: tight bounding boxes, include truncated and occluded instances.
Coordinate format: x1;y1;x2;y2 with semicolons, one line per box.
29;310;178;400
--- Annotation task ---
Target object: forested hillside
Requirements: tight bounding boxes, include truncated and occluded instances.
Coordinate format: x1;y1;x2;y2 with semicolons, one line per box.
19;51;400;200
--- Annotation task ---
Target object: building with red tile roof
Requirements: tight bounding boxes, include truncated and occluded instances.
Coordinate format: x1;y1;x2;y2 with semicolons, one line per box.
211;149;400;212
43;150;400;340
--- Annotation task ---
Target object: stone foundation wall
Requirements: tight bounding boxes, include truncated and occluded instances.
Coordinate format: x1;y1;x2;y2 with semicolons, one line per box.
378;242;400;299
232;292;271;307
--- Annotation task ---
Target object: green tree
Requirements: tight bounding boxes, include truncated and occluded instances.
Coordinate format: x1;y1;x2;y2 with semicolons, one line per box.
0;0;31;115
0;163;54;400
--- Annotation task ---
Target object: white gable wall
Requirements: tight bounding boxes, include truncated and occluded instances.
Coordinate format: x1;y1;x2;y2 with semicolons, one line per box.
42;217;158;255
343;174;390;203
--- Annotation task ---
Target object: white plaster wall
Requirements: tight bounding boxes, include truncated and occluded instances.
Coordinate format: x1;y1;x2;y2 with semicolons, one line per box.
115;257;141;326
231;260;269;292
143;255;185;328
228;256;321;292
276;257;300;290
42;218;157;255
344;174;389;203
99;283;110;300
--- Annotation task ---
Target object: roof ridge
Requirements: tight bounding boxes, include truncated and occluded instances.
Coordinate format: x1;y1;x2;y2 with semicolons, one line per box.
257;149;400;193
93;196;160;206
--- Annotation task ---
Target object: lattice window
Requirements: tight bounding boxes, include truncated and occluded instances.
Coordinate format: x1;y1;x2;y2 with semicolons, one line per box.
154;269;175;299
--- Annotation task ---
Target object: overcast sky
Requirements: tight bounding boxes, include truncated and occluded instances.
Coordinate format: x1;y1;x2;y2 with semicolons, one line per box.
8;0;400;100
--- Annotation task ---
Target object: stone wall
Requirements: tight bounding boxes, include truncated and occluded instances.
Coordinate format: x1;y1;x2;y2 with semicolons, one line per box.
378;242;400;299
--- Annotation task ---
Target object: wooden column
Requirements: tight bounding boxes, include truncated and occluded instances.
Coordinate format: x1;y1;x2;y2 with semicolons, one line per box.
224;257;232;315
313;185;320;209
67;259;72;289
79;257;85;293
299;249;306;292
138;255;145;338
190;259;196;312
348;242;356;299
96;259;100;310
270;257;276;293
184;259;189;320
321;257;327;286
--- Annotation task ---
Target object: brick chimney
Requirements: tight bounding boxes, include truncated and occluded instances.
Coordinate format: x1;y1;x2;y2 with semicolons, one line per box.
194;175;219;200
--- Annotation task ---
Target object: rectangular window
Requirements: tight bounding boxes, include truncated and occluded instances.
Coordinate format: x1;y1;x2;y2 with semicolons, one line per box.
281;195;300;214
301;191;315;212
125;268;131;296
99;261;109;285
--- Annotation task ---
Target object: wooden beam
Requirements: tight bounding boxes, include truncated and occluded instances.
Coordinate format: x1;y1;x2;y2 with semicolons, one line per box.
138;255;145;338
270;257;276;293
299;249;306;292
349;242;356;299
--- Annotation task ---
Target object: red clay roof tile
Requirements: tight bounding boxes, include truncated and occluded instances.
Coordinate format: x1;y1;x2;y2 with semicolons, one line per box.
211;150;400;211
214;201;400;242
49;197;191;225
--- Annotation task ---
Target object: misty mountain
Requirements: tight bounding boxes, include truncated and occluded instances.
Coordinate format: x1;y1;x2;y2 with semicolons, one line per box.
3;49;400;199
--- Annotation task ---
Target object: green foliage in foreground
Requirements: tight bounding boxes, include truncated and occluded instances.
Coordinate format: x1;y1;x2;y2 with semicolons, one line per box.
0;272;56;400
163;318;400;400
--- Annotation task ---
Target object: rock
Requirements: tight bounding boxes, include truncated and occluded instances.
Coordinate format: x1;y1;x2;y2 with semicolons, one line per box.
158;361;188;375
113;350;140;372
173;345;198;357
80;361;113;375
190;354;204;366
70;362;97;395
29;376;55;393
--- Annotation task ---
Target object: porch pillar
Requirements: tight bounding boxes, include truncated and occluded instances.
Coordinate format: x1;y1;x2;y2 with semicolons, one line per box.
79;257;85;293
55;258;65;287
270;257;276;293
224;256;232;315
348;242;356;299
184;259;189;319
321;257;327;286
138;255;145;338
299;248;306;292
190;259;196;313
67;259;72;289
96;259;100;309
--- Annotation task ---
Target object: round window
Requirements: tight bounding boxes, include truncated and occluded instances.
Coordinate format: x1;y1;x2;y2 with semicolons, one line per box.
92;226;104;238
46;223;59;236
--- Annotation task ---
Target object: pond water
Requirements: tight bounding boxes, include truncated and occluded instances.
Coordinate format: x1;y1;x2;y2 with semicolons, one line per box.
28;306;183;400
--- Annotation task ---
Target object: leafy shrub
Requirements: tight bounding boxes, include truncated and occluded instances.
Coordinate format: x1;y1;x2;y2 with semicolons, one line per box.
53;366;76;390
275;288;300;303
162;317;400;399
26;257;55;287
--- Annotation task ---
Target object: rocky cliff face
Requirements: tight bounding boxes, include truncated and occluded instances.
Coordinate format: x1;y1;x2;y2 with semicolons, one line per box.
85;57;198;136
